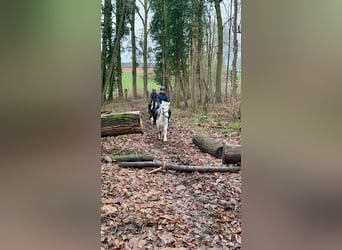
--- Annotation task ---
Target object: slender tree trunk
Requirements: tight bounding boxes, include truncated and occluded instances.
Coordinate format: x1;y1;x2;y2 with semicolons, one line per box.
175;6;182;109
143;0;149;98
225;0;233;101
231;0;238;100
102;0;127;102
108;41;123;101
198;0;207;111
207;13;215;104
131;0;137;98
162;0;168;91
191;21;197;111
181;58;189;108
175;62;181;108
117;50;123;97
206;19;211;103
101;0;112;94
214;0;223;103
108;62;115;101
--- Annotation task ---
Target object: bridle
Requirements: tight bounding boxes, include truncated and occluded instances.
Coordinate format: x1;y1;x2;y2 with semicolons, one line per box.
158;105;169;119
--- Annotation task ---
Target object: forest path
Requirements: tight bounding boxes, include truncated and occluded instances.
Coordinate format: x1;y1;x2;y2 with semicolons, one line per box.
101;99;241;249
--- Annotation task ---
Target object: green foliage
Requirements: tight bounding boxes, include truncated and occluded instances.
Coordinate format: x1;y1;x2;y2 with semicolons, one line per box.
150;0;192;84
219;121;241;136
229;121;241;130
221;129;237;137
194;113;211;123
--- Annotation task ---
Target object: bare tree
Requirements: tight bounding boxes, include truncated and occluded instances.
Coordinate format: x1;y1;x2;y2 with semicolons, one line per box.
102;0;127;102
129;0;138;98
225;0;233;101
231;0;238;100
137;0;150;98
214;0;223;103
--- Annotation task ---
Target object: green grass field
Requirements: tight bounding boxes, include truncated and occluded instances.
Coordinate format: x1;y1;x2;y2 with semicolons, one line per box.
121;71;241;97
122;72;160;97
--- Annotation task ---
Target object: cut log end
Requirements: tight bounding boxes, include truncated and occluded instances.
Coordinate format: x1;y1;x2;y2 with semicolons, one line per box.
222;144;241;165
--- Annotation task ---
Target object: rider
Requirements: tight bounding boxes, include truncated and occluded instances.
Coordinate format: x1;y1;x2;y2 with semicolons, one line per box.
156;86;171;123
148;88;158;118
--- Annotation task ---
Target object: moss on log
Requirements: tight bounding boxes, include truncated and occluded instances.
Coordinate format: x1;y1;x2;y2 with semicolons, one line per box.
101;111;143;137
114;154;154;162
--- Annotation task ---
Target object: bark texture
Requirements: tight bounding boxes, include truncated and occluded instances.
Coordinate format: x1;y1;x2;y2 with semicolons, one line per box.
101;111;143;137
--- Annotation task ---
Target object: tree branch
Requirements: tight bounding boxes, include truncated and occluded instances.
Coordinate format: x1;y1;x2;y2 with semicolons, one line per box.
118;161;241;173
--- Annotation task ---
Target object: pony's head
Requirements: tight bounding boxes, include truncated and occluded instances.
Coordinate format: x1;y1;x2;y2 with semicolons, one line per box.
159;101;170;118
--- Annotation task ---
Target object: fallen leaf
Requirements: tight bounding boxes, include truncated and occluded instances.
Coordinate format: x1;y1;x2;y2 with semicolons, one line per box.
158;232;175;246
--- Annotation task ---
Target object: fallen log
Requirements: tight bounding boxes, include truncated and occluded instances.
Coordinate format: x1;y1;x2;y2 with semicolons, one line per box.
192;135;223;158
118;161;241;173
222;144;241;165
101;111;143;137
114;154;154;162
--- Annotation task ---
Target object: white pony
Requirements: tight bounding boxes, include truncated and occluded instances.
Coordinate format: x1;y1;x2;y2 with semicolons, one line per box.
156;101;170;142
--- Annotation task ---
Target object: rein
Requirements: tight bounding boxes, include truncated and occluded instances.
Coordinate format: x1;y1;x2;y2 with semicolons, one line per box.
161;110;169;118
157;106;169;119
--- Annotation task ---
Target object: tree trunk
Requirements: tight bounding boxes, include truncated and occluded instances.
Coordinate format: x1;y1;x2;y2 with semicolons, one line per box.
181;59;189;108
101;0;112;93
225;0;233;101
131;0;137;98
102;0;127;102
198;0;205;111
162;0;169;91
116;40;123;98
118;161;241;173
114;154;154;162
192;135;223;158
214;0;223;103
222;144;241;165
231;0;238;99
206;12;215;104
143;0;149;98
101;111;143;137
191;19;197;112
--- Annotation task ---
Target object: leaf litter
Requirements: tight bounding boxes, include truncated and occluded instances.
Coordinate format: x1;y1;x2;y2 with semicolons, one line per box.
101;101;241;249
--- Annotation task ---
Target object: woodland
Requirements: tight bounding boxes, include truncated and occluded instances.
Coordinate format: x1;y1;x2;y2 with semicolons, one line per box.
101;0;241;249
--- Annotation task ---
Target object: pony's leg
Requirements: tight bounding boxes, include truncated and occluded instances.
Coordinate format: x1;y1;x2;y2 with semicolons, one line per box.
163;122;168;142
153;114;157;125
157;125;161;139
148;104;151;117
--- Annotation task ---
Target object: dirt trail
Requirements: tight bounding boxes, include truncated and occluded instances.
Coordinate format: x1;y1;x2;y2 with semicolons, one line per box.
105;98;226;166
101;99;241;249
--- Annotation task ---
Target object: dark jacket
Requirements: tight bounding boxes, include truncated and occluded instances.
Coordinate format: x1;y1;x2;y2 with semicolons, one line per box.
157;93;169;105
150;92;158;102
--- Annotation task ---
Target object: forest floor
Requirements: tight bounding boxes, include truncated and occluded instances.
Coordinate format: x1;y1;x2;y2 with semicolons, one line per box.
101;98;241;249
